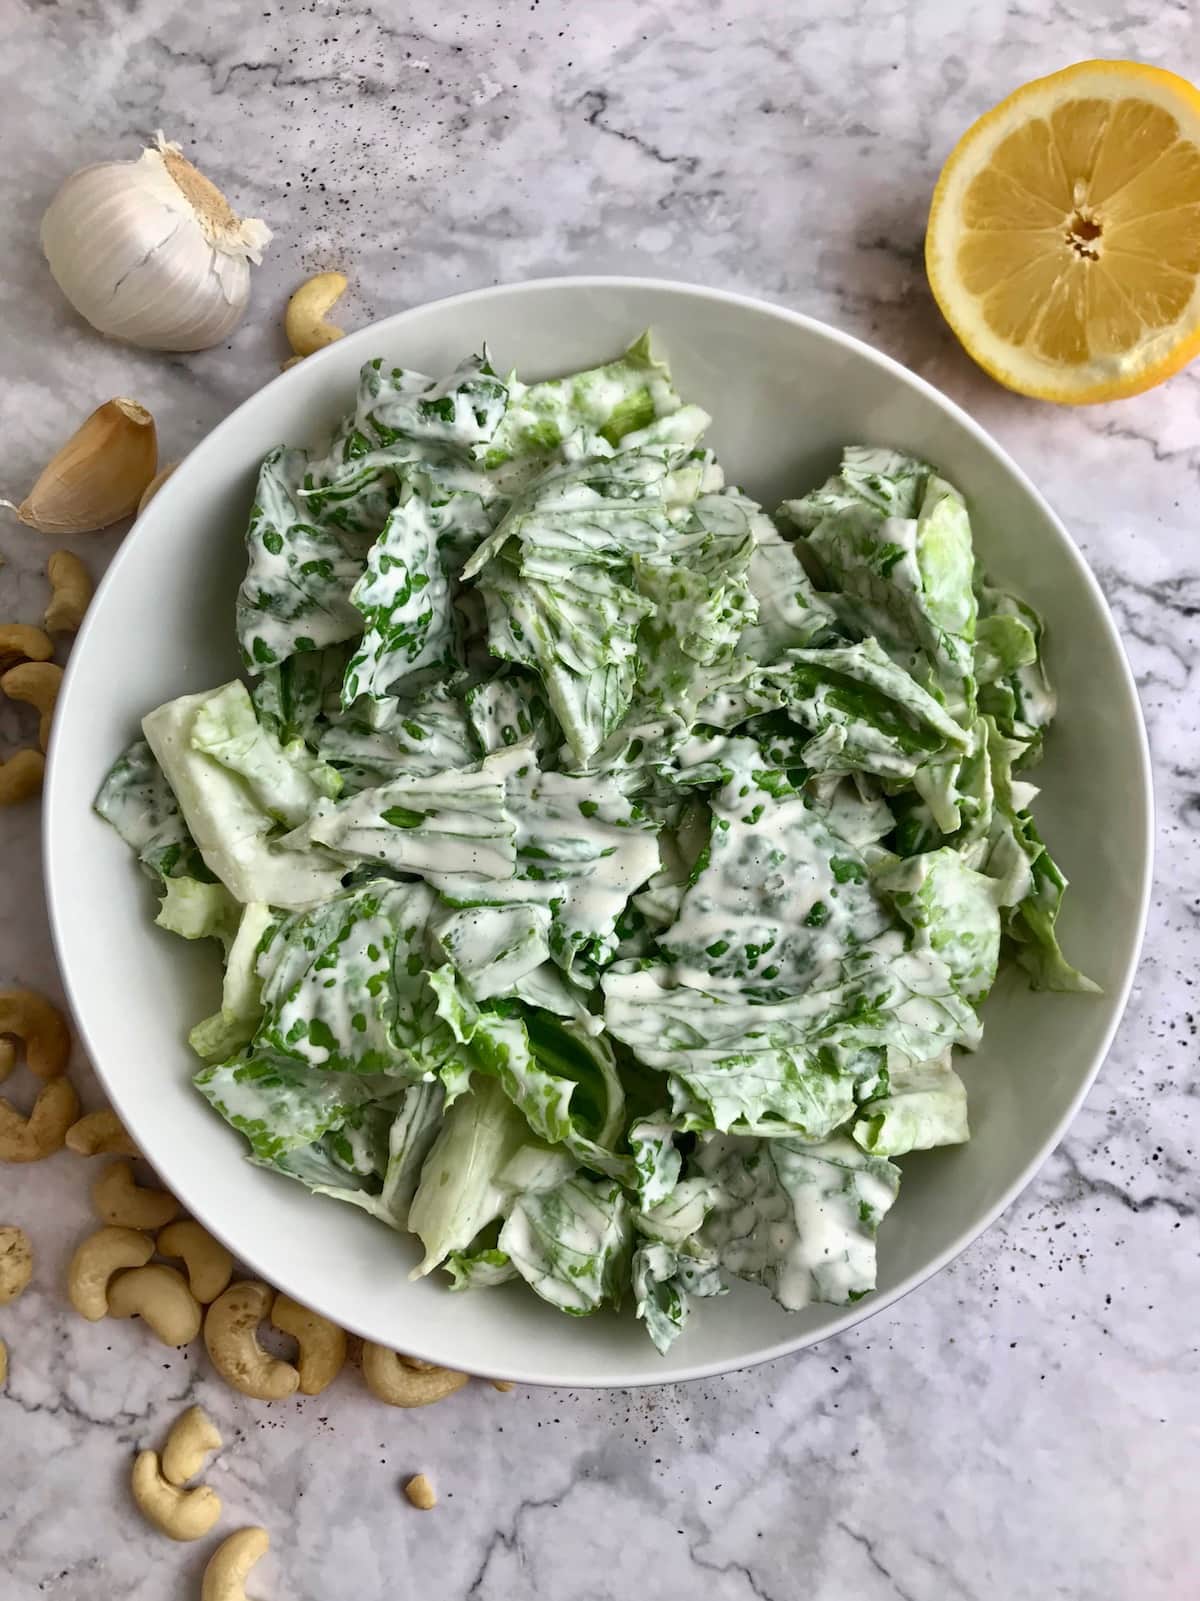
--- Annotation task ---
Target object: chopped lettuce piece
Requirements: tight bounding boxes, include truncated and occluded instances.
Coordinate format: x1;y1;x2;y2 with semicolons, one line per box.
656;738;891;998
499;1172;632;1315
875;847;1002;1003
853;1054;969;1155
190;680;342;827
253;879;449;1077
95;738;212;883
408;1077;529;1275
154;876;240;946
699;1133;901;1310
632;1239;726;1354
237;445;366;672
445;1246;517;1289
780;447;977;721
142;688;347;909
287;747;522;880
767;638;970;784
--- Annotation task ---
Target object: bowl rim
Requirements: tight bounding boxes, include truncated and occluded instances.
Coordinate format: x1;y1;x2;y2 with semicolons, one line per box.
43;273;1155;1387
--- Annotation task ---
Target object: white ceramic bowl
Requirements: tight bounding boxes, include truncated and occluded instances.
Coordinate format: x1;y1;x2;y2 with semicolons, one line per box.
45;278;1152;1386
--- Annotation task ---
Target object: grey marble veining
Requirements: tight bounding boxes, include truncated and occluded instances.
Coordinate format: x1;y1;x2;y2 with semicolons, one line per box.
1;1;1198;1597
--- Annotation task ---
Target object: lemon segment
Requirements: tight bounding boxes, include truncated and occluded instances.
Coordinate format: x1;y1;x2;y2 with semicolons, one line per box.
926;60;1200;402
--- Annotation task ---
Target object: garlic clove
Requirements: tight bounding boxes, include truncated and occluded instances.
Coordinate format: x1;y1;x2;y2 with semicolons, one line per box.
5;398;157;535
41;134;271;353
137;462;179;516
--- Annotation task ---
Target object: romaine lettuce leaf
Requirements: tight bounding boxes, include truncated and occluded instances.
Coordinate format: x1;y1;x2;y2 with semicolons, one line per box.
632;1239;726;1354
427;759;660;979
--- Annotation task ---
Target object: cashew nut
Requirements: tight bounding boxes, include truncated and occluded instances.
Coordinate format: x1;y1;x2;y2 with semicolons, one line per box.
1;660;63;751
67;1224;154;1319
0;989;71;1079
91;1158;180;1230
491;1380;515;1392
270;1292;346;1396
0;1074;79;1162
0;623;53;672
0;748;44;807
107;1263;202;1346
204;1280;300;1401
162;1404;222;1486
44;551;93;634
65;1107;138;1157
404;1472;437;1511
0;1225;33;1304
202;1527;270;1601
156;1219;233;1304
131;1449;221;1541
285;270;348;357
361;1343;469;1408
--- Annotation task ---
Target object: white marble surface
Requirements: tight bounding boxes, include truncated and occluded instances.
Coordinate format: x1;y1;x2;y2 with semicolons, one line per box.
2;1;1198;1597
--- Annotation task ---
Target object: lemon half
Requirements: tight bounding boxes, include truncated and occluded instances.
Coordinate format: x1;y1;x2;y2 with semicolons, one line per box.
926;59;1200;403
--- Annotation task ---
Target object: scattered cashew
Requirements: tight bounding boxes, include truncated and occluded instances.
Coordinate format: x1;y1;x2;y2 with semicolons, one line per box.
361;1343;469;1408
44;551;93;633
137;462;178;517
0;748;45;806
269;1292;346;1395
65;1107;138;1157
0;1225;33;1304
204;1280;300;1401
67;1224;154;1319
0;989;71;1079
492;1379;515;1392
0;1075;79;1162
156;1219;233;1304
285;270;348;357
404;1472;437;1511
1;660;63;751
91;1158;180;1230
202;1527;270;1601
107;1263;202;1346
0;623;53;672
131;1449;221;1541
162;1404;222;1487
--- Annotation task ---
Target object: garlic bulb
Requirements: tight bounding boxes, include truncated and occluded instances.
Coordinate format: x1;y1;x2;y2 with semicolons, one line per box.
3;398;157;534
41;133;271;352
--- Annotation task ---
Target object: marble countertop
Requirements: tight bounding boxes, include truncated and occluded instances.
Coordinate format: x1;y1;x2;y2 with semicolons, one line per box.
2;2;1197;1597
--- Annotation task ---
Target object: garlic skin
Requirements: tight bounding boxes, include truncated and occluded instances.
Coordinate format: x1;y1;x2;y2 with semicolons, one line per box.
41;134;271;352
